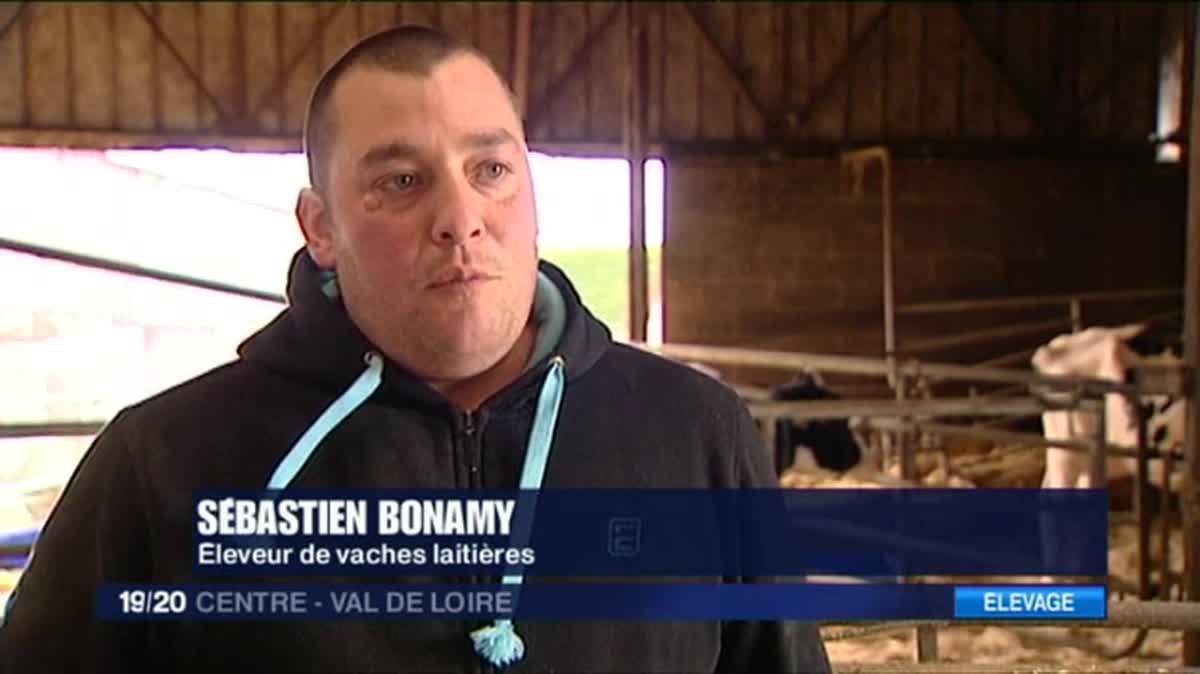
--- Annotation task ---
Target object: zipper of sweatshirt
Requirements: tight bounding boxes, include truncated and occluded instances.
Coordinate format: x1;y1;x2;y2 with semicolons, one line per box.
459;358;558;674
460;409;490;674
462;410;479;483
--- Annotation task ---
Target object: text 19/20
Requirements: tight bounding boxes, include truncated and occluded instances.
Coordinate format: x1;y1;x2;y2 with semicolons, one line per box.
117;589;187;615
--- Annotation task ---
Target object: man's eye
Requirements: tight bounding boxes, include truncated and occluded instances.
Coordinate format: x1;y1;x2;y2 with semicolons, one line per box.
477;162;511;183
381;173;418;192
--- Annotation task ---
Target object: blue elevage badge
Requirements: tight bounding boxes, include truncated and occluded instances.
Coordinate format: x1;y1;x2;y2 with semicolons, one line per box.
953;586;1105;620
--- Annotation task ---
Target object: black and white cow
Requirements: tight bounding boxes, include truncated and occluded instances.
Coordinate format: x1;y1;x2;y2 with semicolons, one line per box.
769;373;864;473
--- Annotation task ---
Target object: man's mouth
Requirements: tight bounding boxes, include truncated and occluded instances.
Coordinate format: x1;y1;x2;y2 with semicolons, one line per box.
427;269;497;289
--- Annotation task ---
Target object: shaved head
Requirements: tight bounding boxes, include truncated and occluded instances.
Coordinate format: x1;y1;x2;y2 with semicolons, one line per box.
302;25;519;193
293;25;540;390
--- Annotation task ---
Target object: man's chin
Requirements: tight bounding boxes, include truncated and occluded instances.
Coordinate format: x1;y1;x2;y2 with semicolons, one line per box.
417;336;511;378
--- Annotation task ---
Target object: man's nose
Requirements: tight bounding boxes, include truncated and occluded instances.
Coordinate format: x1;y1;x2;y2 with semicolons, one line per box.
430;178;484;246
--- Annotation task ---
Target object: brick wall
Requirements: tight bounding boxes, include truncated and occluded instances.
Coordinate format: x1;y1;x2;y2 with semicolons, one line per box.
663;157;1187;387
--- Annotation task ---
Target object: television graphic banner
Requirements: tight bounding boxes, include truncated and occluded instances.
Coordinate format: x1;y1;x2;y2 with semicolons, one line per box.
191;488;1107;577
97;583;1108;622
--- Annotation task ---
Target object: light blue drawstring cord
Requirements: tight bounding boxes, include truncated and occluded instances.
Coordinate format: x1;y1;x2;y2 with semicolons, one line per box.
470;356;565;668
265;352;567;669
266;352;384;489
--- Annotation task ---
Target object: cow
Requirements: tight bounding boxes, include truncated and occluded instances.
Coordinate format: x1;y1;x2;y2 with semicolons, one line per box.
1032;323;1187;490
769;373;865;474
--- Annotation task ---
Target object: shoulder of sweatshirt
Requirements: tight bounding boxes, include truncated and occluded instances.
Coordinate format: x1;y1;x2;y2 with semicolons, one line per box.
115;358;331;436
97;359;343;487
590;342;744;411
578;344;769;484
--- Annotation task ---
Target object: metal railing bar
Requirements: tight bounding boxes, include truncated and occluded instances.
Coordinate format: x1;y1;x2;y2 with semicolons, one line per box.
900;317;1072;354
648;343;1139;395
746;397;1048;421
0;421;107;439
896;288;1182;316
0;237;287;304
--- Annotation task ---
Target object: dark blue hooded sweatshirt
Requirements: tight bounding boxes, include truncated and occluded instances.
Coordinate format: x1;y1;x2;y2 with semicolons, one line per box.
0;250;831;673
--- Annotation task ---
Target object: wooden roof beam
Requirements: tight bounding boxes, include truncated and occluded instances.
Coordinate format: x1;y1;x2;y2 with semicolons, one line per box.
954;3;1052;138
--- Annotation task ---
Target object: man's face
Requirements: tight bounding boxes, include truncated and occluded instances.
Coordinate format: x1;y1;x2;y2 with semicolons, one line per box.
299;55;539;381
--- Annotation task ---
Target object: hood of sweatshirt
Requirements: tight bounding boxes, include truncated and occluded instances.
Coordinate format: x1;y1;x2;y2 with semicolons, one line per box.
237;248;613;412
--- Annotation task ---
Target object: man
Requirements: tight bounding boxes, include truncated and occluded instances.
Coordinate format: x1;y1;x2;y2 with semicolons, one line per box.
1;26;831;673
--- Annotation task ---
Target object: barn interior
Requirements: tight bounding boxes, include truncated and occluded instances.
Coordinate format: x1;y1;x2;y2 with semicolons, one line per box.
0;1;1198;671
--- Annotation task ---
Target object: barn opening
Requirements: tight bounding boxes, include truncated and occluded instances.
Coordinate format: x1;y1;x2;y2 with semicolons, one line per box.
0;146;664;509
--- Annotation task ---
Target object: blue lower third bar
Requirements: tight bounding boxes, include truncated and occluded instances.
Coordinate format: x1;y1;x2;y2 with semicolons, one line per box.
954;586;1106;620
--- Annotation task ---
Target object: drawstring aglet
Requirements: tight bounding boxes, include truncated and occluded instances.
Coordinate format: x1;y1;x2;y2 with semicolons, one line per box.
470;619;525;667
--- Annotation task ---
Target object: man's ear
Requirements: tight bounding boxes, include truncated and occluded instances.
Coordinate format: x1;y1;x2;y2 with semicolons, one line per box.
296;187;336;268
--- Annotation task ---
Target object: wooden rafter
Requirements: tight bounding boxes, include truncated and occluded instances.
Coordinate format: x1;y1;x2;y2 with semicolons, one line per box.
954;3;1051;137
526;3;622;131
249;3;349;121
510;1;533;118
678;4;769;129
131;2;234;126
1078;9;1164;111
786;5;889;135
1048;4;1079;137
0;2;27;42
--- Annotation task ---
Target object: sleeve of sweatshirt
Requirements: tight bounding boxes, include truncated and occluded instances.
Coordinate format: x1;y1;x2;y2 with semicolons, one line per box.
714;400;832;674
1;410;151;673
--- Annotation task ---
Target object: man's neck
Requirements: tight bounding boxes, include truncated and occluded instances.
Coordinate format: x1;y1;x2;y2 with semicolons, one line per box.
433;322;539;412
